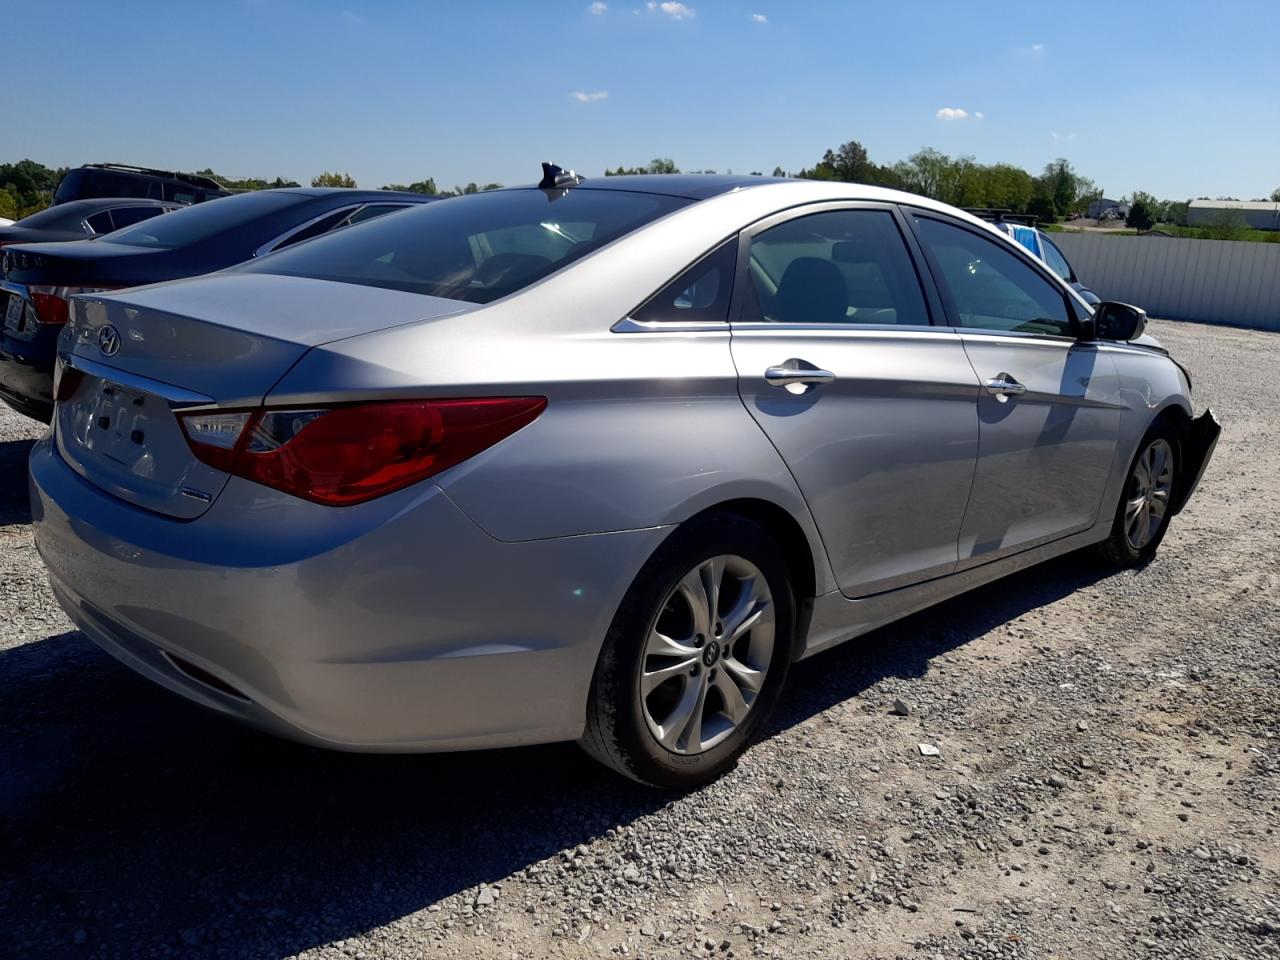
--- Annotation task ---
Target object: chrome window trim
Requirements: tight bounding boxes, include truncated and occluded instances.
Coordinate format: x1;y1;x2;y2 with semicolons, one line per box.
253;204;365;258
729;321;955;339
611;316;730;334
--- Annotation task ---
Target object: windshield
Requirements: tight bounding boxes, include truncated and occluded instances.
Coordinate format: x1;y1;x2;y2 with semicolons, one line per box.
238;188;690;304
104;192;299;249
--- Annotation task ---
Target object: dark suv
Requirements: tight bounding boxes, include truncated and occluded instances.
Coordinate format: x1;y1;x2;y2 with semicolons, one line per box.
53;163;233;206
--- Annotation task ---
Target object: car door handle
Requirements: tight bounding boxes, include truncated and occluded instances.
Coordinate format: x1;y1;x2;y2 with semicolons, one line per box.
764;360;836;389
984;373;1027;399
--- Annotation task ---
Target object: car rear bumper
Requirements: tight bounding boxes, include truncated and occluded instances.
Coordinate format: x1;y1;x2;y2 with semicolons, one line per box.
30;437;670;751
1172;407;1221;514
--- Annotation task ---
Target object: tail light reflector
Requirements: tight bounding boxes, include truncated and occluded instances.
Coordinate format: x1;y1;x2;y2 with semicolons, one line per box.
27;285;118;325
179;397;546;505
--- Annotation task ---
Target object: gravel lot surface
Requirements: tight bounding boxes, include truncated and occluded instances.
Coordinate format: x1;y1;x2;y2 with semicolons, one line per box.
1;319;1277;960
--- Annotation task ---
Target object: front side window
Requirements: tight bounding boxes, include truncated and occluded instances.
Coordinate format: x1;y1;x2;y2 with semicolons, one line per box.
342;203;408;226
241;188;689;304
739;209;930;326
914;216;1072;337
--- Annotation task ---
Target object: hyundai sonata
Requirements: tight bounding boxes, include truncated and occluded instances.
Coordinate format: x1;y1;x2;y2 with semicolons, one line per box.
30;167;1219;788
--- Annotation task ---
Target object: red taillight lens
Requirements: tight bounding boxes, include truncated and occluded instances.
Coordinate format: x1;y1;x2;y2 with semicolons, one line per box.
27;286;118;325
179;397;546;506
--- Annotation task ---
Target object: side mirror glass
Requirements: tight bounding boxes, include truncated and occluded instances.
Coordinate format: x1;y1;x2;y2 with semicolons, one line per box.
1093;301;1147;341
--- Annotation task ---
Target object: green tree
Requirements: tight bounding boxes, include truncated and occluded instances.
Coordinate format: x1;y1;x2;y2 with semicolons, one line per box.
1040;158;1077;217
0;158;67;216
1166;200;1190;226
606;158;681;176
771;166;786;177
311;171;357;188
1027;196;1057;223
0;187;18;220
1201;210;1248;241
1271;188;1280;202
383;178;439;194
1126;200;1154;231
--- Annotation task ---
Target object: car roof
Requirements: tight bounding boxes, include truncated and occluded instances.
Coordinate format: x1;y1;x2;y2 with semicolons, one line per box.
28;197;175;218
532;174;787;200
270;188;436;203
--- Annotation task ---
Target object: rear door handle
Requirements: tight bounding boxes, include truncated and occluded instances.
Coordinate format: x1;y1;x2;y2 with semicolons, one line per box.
984;373;1027;400
764;359;836;390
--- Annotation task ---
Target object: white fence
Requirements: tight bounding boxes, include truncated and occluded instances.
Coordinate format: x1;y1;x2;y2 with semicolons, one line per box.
1052;233;1280;332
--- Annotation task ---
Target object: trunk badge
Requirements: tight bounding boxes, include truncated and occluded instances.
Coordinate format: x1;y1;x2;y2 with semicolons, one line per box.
97;325;121;357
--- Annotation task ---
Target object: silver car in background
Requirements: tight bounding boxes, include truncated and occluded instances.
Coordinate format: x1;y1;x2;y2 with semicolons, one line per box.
30;171;1219;789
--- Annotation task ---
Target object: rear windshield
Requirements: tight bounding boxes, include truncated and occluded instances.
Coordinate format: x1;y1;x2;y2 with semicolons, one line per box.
15;204;88;231
239;188;690;304
104;192;300;249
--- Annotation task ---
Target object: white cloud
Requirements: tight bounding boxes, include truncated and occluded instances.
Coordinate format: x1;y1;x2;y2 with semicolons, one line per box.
588;1;608;13
935;107;969;121
648;1;696;19
1031;42;1044;53
570;90;609;102
751;12;767;22
974;111;985;120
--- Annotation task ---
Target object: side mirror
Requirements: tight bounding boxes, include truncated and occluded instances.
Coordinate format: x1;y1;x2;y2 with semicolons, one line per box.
1093;301;1147;341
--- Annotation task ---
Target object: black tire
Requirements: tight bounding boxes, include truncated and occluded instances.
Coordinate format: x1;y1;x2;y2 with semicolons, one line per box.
579;514;795;790
1098;418;1180;567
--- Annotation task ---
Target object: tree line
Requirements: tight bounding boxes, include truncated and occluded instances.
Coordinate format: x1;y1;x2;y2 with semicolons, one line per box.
5;153;1278;226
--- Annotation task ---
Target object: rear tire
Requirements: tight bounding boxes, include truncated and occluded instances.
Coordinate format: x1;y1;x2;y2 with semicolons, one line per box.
1098;420;1179;567
580;514;795;790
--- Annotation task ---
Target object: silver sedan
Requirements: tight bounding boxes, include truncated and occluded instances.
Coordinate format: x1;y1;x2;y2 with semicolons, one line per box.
30;170;1219;789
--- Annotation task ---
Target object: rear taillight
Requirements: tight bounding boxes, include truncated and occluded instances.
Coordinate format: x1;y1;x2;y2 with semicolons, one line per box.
27;286;117;325
179;397;546;505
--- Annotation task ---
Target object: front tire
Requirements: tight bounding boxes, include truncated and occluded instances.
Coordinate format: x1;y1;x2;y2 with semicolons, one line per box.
580;515;795;789
1098;420;1178;567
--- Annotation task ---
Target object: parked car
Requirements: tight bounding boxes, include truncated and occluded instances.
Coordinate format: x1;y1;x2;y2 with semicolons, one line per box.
0;198;180;249
967;211;1101;305
0;188;433;420
30;171;1219;789
53;163;233;206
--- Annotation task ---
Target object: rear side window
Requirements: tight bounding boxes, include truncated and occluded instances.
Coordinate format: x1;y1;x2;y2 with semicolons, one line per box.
914;216;1072;337
631;240;737;324
85;211;116;234
108;206;165;229
241;189;689;304
741;209;930;326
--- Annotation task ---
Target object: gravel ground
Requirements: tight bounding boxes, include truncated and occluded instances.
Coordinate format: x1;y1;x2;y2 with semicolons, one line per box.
1;318;1277;960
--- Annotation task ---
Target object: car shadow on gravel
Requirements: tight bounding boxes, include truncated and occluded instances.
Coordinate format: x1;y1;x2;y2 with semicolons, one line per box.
0;437;36;526
0;551;1115;959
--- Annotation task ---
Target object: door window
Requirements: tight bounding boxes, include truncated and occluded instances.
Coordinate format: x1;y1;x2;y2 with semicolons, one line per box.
108;206;165;229
740;210;930;326
1041;235;1074;282
914;216;1072;337
84;211;116;234
341;203;408;227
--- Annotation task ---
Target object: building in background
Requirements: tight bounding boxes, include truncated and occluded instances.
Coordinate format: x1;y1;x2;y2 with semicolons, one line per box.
1187;199;1280;231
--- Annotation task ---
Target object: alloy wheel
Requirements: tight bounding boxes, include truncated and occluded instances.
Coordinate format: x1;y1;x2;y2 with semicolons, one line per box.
1125;438;1174;550
639;555;775;754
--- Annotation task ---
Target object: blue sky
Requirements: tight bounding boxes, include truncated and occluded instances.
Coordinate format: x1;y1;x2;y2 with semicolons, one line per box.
2;0;1278;200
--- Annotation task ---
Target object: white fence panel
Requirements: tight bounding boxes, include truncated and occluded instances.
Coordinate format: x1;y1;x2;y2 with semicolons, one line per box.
1052;233;1280;332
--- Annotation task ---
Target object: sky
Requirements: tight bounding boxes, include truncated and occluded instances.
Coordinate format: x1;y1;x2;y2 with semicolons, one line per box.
2;0;1278;201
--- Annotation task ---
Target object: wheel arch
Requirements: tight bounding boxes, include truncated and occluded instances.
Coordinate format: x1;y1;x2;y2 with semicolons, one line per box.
679;497;822;651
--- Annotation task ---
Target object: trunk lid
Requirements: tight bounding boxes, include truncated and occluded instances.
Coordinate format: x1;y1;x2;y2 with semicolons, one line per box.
55;273;476;518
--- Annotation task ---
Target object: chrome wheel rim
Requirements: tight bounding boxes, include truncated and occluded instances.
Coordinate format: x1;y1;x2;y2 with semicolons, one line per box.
1125;437;1174;550
640;554;775;755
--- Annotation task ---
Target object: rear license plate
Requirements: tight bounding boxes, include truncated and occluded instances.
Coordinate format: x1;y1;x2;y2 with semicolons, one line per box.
91;381;160;468
3;294;24;332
